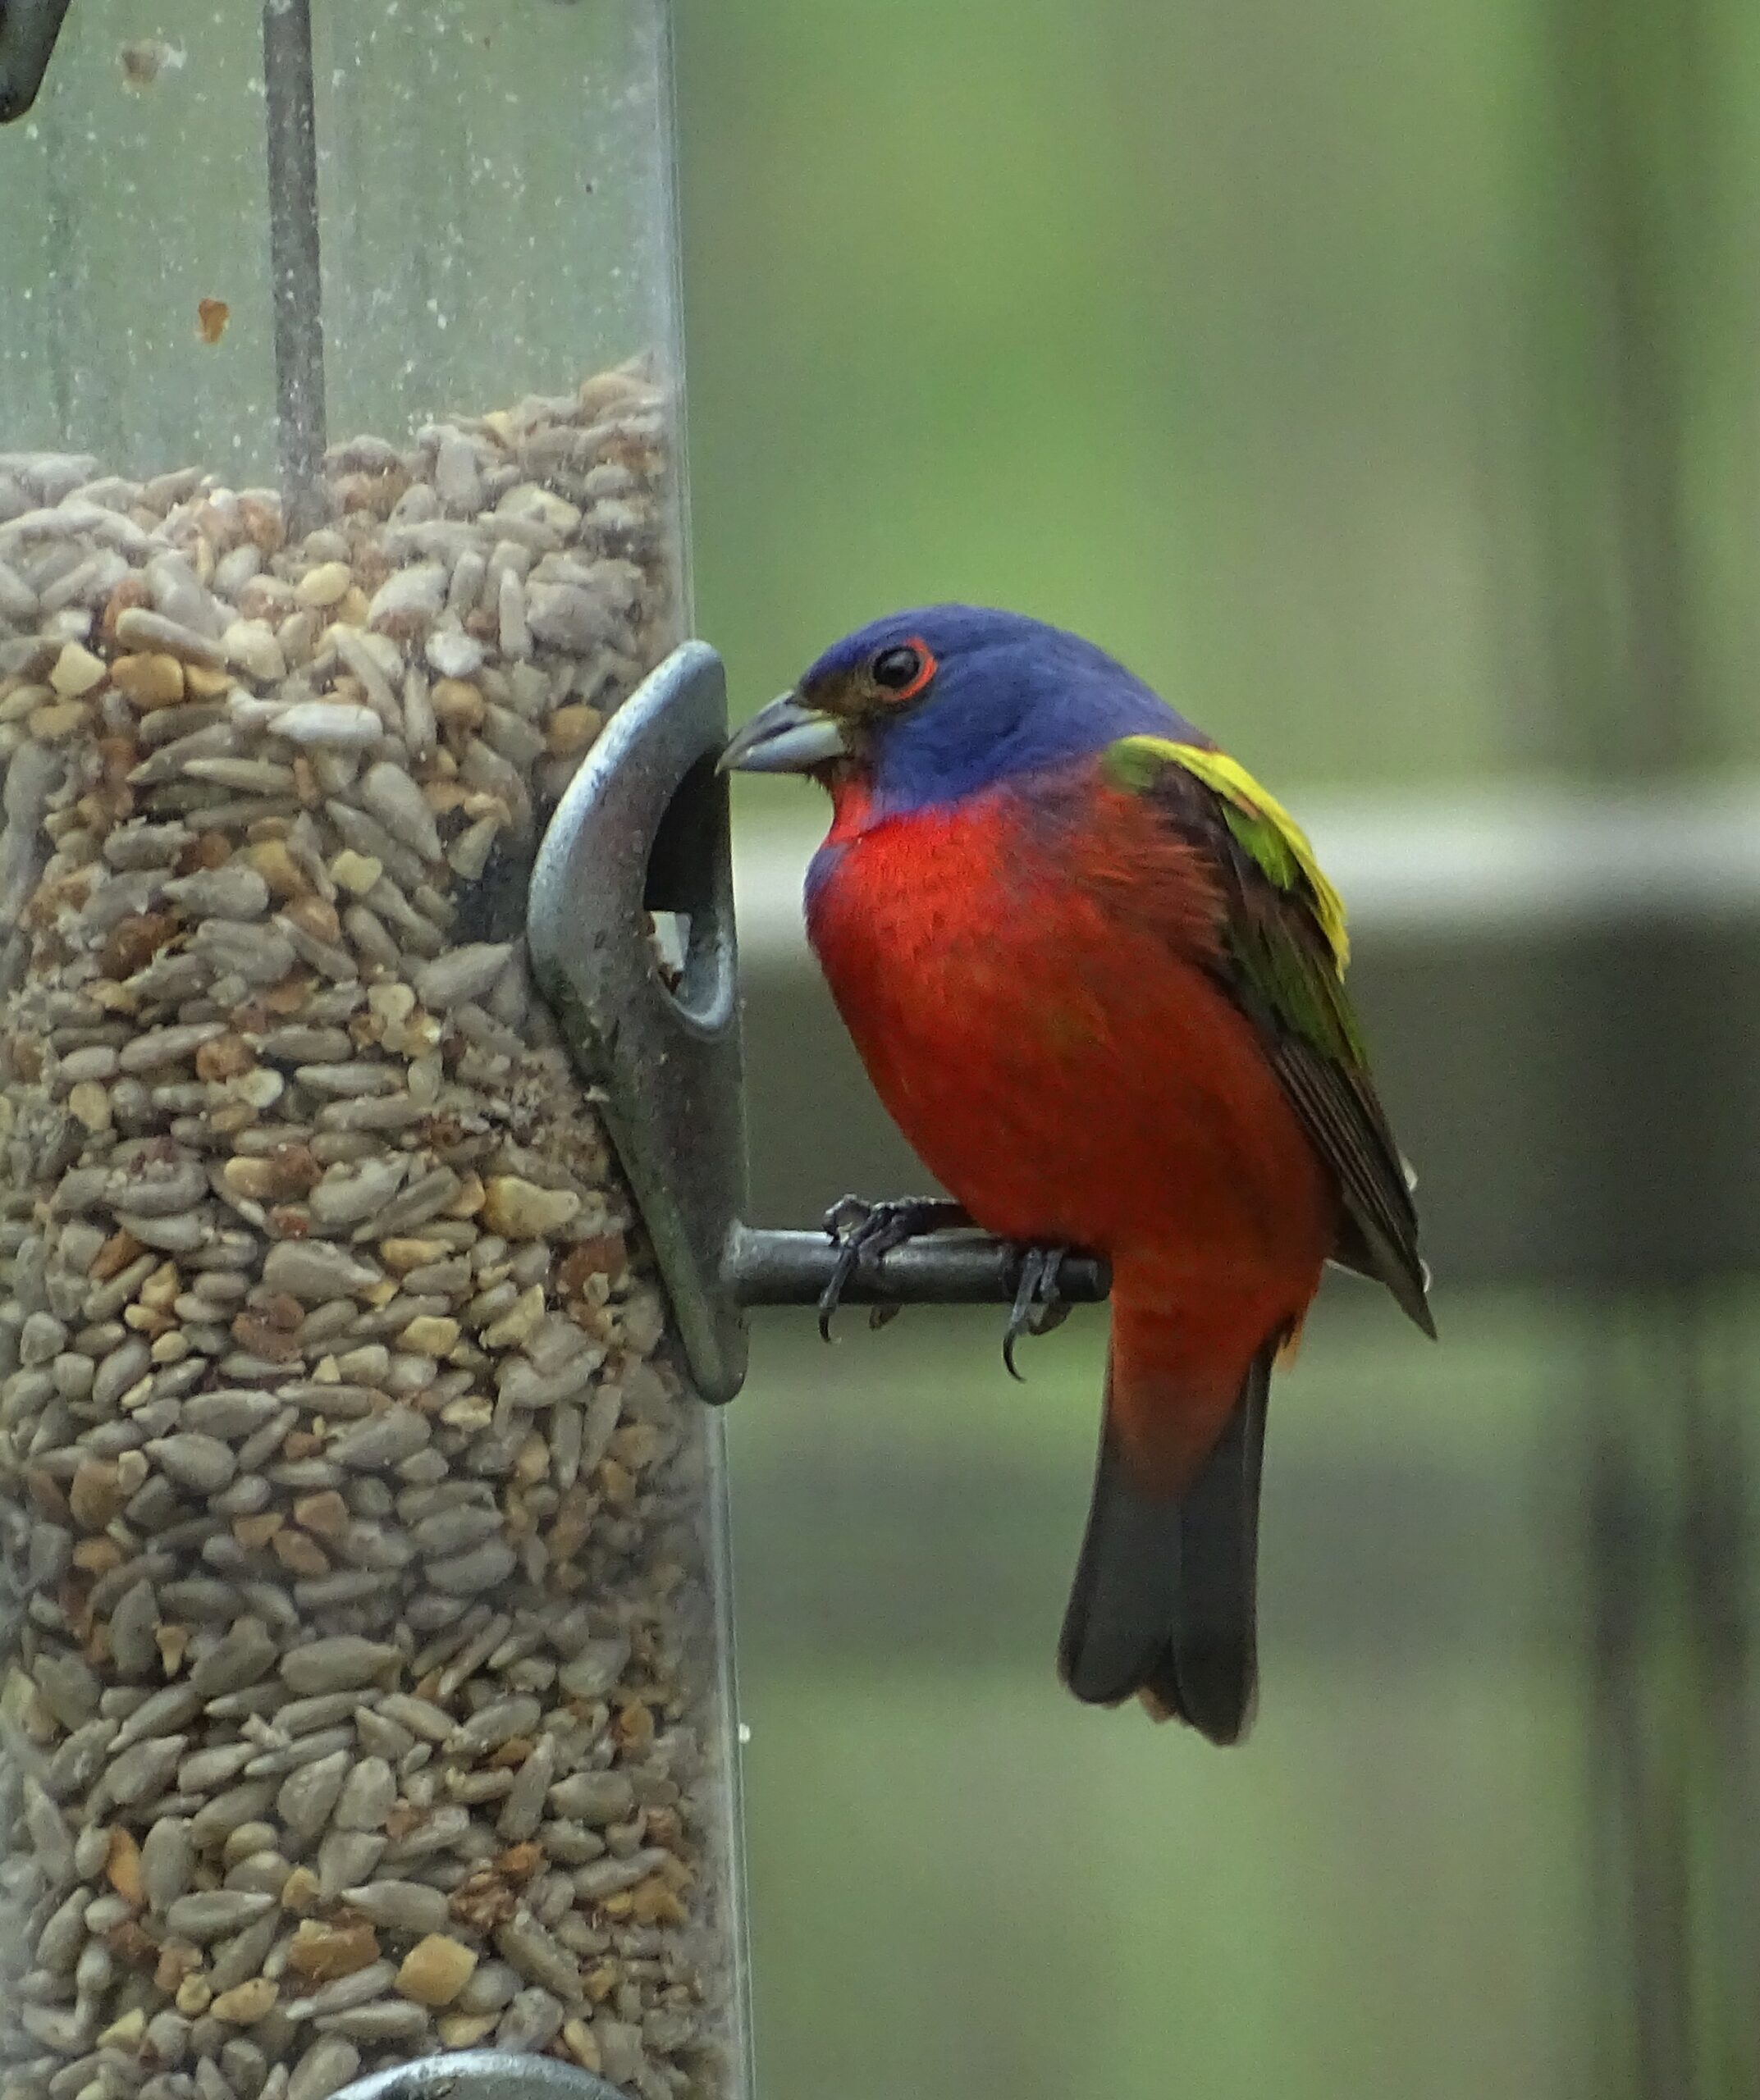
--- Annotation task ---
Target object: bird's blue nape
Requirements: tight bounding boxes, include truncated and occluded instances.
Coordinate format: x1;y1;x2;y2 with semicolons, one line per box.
802;605;1207;815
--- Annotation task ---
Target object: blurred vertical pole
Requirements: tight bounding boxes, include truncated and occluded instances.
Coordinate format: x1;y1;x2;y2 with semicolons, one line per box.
1525;0;1758;2092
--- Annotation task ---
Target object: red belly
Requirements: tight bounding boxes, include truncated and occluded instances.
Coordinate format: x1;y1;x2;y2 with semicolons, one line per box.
806;788;1337;1358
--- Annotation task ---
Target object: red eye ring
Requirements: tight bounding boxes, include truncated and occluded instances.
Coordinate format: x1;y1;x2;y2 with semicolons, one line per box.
870;637;937;703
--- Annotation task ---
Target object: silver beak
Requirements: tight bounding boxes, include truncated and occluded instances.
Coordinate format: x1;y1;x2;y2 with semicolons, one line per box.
717;693;851;775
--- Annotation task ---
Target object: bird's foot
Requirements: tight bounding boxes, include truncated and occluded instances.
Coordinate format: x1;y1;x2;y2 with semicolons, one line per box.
1002;1244;1074;1381
819;1194;971;1339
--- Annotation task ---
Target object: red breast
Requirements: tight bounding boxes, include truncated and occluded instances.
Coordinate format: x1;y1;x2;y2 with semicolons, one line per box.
807;775;1337;1484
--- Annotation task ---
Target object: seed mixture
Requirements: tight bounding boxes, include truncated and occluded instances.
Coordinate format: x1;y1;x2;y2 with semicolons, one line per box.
0;362;740;2100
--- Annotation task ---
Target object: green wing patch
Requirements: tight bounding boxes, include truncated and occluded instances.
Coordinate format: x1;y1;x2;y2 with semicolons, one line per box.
1227;892;1367;1067
1099;730;1431;1335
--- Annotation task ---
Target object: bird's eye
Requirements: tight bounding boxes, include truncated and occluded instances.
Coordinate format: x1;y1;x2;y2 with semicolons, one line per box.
870;639;936;701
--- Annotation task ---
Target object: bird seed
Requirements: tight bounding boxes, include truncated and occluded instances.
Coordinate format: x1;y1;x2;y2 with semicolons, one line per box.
0;365;739;2100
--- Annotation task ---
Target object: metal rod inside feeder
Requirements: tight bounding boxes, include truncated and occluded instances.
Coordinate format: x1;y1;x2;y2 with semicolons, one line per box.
262;0;327;537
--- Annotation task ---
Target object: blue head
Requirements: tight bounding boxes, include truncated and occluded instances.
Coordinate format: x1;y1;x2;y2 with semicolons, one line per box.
718;605;1207;813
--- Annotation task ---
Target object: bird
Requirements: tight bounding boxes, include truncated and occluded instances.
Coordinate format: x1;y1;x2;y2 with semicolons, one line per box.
719;605;1432;1744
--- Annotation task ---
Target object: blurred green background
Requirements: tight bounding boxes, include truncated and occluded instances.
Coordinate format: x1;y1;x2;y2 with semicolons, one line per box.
673;5;1760;2100
678;0;1760;783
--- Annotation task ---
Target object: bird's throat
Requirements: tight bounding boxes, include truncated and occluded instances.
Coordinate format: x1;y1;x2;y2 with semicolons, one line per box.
824;769;879;842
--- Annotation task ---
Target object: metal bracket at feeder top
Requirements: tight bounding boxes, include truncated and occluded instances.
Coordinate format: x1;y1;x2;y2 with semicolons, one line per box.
529;641;752;1405
0;0;71;123
528;641;1109;1408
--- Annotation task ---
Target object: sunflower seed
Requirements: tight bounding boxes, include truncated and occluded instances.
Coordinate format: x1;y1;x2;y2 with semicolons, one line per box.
0;363;731;2100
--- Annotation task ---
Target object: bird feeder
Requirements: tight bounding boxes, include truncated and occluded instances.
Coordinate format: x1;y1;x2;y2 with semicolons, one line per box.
0;9;1109;2100
0;7;746;2100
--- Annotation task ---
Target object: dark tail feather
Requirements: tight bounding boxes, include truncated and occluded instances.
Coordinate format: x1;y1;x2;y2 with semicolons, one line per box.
1056;1343;1273;1746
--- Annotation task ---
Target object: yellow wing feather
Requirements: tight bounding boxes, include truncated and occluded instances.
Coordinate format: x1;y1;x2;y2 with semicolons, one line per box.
1103;735;1350;972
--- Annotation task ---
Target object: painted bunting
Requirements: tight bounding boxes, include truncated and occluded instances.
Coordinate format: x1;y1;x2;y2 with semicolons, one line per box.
720;606;1431;1743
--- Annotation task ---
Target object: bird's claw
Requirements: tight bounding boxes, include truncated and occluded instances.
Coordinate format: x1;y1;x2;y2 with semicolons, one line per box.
1002;1244;1073;1381
817;1198;1076;1369
817;1194;968;1340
